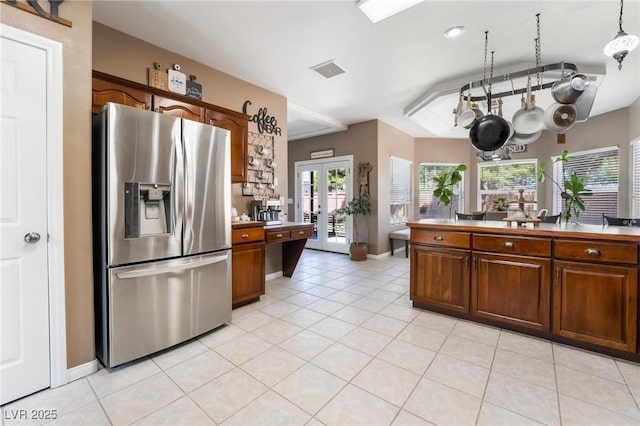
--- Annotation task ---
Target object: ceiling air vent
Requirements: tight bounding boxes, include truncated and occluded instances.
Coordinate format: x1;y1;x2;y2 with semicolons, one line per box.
310;60;347;79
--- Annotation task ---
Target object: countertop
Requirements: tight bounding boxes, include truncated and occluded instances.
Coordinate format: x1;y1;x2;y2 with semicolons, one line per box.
407;219;640;242
232;221;313;230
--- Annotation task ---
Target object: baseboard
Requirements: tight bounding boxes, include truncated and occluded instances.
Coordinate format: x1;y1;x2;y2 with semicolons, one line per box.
266;271;283;281
367;252;390;259
66;359;99;382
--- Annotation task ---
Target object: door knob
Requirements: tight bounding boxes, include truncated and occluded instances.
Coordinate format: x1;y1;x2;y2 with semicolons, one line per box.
24;232;41;244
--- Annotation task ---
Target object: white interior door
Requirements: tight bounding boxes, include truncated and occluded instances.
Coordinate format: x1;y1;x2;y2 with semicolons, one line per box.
0;33;51;404
295;157;353;254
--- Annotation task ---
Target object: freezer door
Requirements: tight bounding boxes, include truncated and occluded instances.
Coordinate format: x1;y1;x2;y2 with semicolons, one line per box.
183;120;231;255
104;252;231;367
104;103;184;265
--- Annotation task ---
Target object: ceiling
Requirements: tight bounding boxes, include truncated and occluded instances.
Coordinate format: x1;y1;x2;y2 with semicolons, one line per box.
92;1;640;141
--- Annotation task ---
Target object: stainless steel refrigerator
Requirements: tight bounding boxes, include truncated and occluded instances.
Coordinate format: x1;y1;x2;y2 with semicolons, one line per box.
92;103;231;367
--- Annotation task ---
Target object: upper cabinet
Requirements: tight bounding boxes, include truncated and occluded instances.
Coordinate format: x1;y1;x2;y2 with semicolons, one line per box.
92;71;249;182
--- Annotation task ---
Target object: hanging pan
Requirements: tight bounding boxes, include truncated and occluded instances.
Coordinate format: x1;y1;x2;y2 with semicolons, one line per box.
544;102;577;133
574;84;598;122
551;72;588;104
512;76;545;134
470;90;510;151
459;93;483;129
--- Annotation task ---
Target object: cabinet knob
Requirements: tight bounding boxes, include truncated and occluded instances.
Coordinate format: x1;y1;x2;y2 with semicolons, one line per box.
584;248;601;256
241;234;249;238
434;236;444;241
503;242;515;248
276;233;283;238
299;231;305;235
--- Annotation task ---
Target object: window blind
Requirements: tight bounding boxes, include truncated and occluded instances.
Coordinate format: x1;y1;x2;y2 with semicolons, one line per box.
552;146;619;224
390;156;412;204
632;140;640;217
477;159;537;212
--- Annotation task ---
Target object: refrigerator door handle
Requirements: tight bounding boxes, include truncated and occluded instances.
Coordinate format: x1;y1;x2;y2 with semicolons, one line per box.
116;253;229;279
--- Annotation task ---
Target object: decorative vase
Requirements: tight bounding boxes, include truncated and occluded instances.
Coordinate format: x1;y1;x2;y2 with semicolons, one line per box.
349;243;368;261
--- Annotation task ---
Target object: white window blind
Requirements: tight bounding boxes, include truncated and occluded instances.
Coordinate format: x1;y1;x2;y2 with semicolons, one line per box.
418;163;464;219
389;156;412;223
477;159;537;212
632;139;640;217
552;146;619;224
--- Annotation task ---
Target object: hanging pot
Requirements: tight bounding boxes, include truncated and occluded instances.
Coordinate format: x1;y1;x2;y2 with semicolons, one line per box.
574;84;598;122
459;94;483;129
544;103;577;132
512;77;545;134
469;91;510;152
551;72;588;104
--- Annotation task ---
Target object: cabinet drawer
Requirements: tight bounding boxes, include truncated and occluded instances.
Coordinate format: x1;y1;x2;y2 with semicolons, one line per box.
473;234;551;257
266;230;291;243
289;227;313;240
554;240;638;265
232;227;265;245
411;229;470;249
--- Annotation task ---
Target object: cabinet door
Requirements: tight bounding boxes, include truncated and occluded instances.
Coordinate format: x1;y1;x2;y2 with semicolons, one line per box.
472;253;550;331
206;110;248;182
153;95;204;122
92;78;152;114
410;245;470;313
553;260;637;352
232;242;265;306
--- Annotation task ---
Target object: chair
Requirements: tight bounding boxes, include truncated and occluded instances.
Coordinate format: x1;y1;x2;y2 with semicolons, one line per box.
455;212;485;220
602;214;640;227
537;208;549;218
540;214;560;224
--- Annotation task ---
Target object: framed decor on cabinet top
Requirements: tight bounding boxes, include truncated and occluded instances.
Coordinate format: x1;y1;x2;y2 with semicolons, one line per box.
310;149;334;159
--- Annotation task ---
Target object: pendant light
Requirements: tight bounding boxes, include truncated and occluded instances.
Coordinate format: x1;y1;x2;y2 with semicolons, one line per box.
603;0;639;70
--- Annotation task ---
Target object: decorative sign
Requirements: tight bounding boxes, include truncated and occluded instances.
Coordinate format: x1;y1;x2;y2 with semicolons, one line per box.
242;100;282;135
310;149;335;159
185;75;202;100
168;64;186;95
506;143;527;153
148;63;168;90
3;0;72;27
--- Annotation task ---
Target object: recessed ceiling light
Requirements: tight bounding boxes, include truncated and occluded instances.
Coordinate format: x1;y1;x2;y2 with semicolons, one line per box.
357;0;424;24
444;26;465;38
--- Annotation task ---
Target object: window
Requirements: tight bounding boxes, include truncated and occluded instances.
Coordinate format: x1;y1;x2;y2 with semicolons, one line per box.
389;156;412;224
632;139;640;217
552;146;619;224
418;163;464;219
478;159;538;213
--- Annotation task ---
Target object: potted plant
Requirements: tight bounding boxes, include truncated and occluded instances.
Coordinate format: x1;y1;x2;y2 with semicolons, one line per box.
337;195;373;261
491;197;509;212
433;164;467;219
537;150;592;224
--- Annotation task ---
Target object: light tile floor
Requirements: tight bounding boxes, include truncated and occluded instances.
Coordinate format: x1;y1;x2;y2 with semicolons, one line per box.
3;250;640;426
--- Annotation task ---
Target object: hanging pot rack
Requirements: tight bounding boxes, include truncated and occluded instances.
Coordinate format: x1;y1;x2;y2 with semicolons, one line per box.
459;61;579;102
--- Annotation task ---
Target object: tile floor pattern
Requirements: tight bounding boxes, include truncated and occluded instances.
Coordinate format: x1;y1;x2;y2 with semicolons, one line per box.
3;250;640;426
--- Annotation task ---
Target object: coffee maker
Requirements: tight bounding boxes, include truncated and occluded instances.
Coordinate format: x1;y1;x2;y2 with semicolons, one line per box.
250;198;283;225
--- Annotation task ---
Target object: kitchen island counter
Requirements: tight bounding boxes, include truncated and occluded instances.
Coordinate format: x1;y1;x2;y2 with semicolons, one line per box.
407;219;639;362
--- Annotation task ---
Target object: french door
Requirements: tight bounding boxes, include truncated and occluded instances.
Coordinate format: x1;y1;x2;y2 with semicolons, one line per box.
295;156;353;254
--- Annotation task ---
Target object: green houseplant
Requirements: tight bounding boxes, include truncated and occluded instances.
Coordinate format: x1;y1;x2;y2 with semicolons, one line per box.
433;164;467;219
491;197;509;212
537;150;592;224
337;195;373;261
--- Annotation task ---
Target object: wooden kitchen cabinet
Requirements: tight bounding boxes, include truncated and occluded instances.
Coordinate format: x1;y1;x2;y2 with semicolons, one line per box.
232;226;265;307
153;95;204;122
473;253;550;331
92;77;152;113
92;71;249;182
411;245;470;314
553;260;637;352
206;109;248;182
471;234;551;331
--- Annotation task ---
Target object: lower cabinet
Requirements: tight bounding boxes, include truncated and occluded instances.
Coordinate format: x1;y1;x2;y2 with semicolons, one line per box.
553;260;638;352
411;245;470;313
472;253;550;331
232;241;266;307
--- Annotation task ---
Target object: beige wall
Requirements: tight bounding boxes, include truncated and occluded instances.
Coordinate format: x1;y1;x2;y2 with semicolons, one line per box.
377;121;415;255
93;23;289;274
630;97;640;141
92;23;288;220
1;1;94;368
